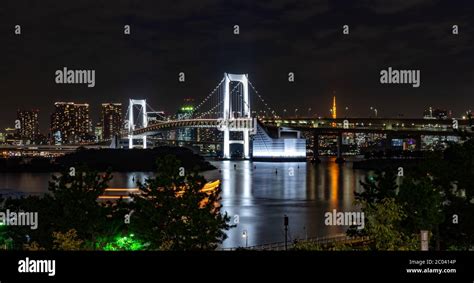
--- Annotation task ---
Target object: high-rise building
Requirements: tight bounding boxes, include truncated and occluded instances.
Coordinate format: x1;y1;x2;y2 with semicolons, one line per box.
101;103;122;140
50;102;91;144
176;98;195;141
17;109;40;143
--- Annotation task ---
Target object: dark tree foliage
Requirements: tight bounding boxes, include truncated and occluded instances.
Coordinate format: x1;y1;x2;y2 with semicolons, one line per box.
129;155;233;250
397;176;444;234
355;170;398;205
424;139;474;250
1;166;123;250
354;139;474;250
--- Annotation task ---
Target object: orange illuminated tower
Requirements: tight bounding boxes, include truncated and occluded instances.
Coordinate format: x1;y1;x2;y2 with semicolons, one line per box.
332;96;337;119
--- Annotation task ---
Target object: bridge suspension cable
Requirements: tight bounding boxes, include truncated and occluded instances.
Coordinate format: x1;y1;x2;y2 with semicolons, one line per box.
195;76;279;119
192;77;225;116
196;84;239;119
248;79;278;118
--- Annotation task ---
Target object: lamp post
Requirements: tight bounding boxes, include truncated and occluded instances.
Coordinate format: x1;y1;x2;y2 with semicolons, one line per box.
294;108;298;118
242;230;248;248
284;215;289;251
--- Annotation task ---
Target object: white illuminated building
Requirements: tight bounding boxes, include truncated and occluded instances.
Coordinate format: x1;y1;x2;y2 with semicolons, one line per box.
252;125;306;159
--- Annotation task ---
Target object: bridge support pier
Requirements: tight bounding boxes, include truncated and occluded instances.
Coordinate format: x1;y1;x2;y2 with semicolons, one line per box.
223;130;230;159
128;135;147;149
243;129;250;159
414;135;421;151
335;133;345;164
385;133;392;151
128;135;133;149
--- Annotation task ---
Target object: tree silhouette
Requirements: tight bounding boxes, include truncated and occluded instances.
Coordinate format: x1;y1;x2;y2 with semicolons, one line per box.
129;155;233;250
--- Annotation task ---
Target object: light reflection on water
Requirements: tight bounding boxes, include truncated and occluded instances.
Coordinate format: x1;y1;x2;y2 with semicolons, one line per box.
0;159;366;249
202;159;365;248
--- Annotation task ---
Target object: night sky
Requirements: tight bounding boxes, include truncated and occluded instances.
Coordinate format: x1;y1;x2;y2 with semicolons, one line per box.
0;0;473;132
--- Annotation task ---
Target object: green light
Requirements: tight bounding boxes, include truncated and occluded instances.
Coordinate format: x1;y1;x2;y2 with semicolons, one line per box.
181;106;194;111
102;234;144;251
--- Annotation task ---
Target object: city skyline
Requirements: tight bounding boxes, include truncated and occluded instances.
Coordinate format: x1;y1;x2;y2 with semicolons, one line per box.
5;98;468;139
1;0;473;132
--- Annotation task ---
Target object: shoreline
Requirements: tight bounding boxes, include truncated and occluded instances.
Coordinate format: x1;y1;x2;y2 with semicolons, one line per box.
0;146;215;173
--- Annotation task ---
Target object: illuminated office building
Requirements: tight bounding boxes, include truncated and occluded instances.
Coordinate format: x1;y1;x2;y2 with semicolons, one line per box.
17;109;40;143
50;102;91;144
101;103;122;140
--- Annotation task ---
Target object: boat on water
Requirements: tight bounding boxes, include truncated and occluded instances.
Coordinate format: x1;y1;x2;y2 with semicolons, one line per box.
98;180;221;201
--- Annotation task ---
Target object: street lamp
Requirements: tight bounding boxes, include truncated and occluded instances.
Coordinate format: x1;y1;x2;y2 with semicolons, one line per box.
370;106;378;117
283;109;287;117
294;108;298;118
308;107;312;117
242;230;248;248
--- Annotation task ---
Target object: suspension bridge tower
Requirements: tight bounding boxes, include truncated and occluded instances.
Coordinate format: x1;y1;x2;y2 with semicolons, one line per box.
127;99;148;149
222;73;251;159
